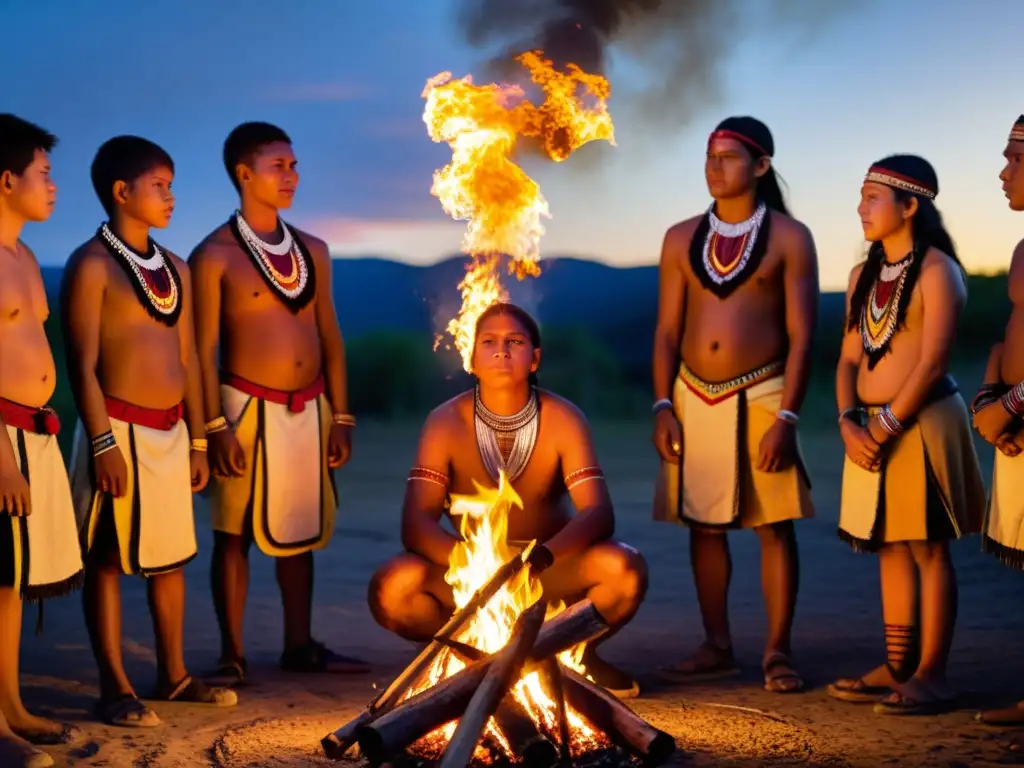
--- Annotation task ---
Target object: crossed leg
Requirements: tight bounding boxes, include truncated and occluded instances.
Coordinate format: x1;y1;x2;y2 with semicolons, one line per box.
368;540;648;697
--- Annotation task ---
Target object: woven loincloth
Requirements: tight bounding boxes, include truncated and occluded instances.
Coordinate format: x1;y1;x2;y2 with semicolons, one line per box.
210;374;336;557
0;399;84;599
70;397;197;575
653;360;814;529
838;379;986;552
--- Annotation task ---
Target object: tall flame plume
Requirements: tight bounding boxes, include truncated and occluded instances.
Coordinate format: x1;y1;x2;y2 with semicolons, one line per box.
422;50;615;371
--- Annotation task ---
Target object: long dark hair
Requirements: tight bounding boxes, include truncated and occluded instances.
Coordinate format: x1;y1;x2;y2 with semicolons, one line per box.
756;165;790;216
473;302;542;386
847;190;963;334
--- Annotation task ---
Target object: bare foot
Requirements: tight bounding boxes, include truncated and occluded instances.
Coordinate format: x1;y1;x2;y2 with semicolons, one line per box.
0;730;53;768
7;711;79;746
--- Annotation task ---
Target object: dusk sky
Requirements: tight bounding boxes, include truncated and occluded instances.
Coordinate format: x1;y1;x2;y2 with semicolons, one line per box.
3;0;1021;291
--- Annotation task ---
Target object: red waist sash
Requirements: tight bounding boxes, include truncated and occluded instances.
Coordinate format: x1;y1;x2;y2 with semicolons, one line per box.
222;372;324;413
0;398;61;435
104;396;184;431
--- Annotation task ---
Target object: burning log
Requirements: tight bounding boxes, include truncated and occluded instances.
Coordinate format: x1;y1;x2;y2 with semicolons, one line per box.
356;600;610;766
322;548;534;759
492;699;557;768
540;658;572;765
437;599;547;768
559;668;675;766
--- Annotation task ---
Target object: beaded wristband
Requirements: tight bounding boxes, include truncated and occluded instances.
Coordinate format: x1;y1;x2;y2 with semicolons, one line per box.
205;416;229;434
191;439;208;452
838;407;858;423
971;384;1001;415
652;398;672;414
332;413;356;427
91;430;117;457
776;409;800;425
878;405;905;436
1000;381;1024;415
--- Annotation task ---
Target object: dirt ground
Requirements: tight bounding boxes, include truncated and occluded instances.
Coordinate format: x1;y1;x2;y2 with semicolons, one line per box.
21;421;1024;767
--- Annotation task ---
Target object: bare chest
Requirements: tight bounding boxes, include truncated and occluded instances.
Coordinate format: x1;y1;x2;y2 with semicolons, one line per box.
102;267;181;341
448;420;564;500
222;249;318;318
0;257;45;325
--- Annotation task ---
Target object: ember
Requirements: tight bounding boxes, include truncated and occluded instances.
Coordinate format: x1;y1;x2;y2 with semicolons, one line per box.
422;51;615;372
322;474;675;768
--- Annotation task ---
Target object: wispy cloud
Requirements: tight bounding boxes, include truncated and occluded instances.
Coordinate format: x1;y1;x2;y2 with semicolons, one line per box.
296;215;464;263
261;82;372;103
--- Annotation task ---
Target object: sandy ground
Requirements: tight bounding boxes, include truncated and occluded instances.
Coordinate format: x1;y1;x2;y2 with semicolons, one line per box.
19;421;1024;767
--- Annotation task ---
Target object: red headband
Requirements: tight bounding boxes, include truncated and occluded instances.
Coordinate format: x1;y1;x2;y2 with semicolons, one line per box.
1010;120;1024;143
864;166;936;199
708;129;769;158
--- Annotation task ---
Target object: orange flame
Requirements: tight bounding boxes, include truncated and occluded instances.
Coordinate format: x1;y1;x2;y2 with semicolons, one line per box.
403;472;599;760
423;51;615;371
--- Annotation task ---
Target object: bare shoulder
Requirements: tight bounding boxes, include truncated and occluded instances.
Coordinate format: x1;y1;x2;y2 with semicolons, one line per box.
846;260;866;292
1009;237;1024;278
538;390;589;434
771;212;816;255
164;249;191;282
291;225;329;258
187;222;235;268
424;391;473;436
920;247;967;298
64;237;110;277
664;214;703;251
15;240;41;269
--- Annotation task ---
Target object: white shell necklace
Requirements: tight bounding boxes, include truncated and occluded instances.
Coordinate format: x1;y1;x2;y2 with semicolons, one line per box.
474;387;539;483
233;210;309;301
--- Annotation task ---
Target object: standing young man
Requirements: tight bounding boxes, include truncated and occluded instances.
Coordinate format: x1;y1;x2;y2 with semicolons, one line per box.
0;114;84;768
64;135;237;728
651;116;819;693
191;122;365;683
973;115;1024;726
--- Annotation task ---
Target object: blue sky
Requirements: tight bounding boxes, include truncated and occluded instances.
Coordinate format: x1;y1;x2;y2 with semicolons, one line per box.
3;0;1021;290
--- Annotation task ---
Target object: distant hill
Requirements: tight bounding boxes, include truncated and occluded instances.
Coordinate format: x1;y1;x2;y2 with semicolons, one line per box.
40;254;848;377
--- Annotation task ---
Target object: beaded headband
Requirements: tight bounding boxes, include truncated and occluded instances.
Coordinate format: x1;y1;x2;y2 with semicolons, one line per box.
708;129;770;158
1010;115;1024;143
864;166;936;199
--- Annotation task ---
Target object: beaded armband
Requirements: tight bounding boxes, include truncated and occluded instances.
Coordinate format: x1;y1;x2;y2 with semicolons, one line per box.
1000;381;1024;416
191;439;208;452
776;409;800;425
877;405;905;436
564;466;604;492
332;413;356;427
408;467;449;489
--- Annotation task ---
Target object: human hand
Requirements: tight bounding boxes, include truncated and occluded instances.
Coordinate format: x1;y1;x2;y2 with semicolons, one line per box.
209;429;245;478
0;464;31;516
190;449;210;492
93;447;129;497
840;419;881;472
328;424;352;469
757;420;796;472
974;400;1015;445
653;408;682;465
526;544;554;575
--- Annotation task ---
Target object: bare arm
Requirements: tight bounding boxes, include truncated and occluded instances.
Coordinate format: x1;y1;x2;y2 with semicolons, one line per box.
61;252;112;439
836;265;865;416
175;259;206;438
400;411;459;566
311;242;349;415
189;245;225;424
652;225;689;402
983;344;1004;386
779;222;820;415
542;404;615;563
889;253;966;422
0;415;16;470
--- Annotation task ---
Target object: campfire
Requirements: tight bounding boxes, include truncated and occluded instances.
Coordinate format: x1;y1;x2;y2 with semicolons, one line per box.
322;473;675;768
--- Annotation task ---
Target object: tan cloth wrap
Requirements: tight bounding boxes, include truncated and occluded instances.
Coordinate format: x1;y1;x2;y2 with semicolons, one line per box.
653;362;814;529
210;384;336;557
983;448;1024;569
838;394;985;547
71;418;197;576
3;426;84;598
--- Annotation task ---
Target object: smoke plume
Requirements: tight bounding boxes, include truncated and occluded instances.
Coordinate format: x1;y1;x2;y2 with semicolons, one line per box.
455;0;861;135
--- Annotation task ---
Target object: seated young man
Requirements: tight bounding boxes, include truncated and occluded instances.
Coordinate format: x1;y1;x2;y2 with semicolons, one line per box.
367;302;648;698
